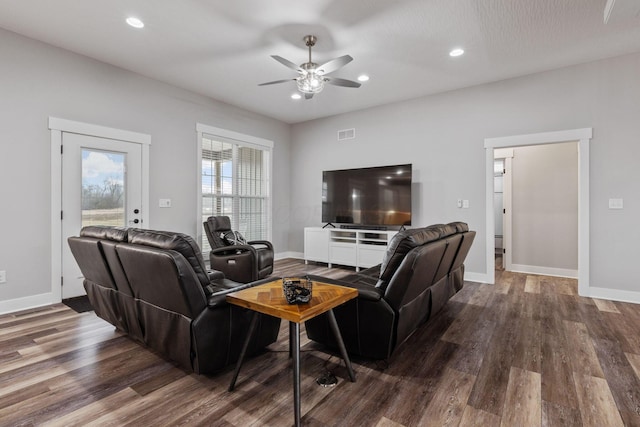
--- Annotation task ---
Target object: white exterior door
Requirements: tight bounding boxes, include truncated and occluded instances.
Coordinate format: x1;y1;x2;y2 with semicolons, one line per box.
61;132;143;298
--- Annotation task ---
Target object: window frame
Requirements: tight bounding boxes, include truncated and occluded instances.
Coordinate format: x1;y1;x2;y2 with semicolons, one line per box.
196;123;274;255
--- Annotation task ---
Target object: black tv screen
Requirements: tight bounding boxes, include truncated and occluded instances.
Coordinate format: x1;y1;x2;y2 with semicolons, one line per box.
322;164;412;227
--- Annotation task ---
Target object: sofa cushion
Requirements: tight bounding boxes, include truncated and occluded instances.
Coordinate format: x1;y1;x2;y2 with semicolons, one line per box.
378;227;442;286
80;225;128;242
127;228;210;287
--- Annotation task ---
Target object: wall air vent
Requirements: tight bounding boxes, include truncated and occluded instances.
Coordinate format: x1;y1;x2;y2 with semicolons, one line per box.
337;128;355;141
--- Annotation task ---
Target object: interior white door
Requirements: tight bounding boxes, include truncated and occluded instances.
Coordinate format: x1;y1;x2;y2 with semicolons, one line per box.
61;132;143;299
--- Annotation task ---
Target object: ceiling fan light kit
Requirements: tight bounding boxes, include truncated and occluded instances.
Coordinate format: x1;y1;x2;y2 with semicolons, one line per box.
259;35;361;99
296;72;324;94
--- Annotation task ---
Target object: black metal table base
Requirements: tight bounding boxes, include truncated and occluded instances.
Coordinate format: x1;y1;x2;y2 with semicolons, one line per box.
229;309;356;427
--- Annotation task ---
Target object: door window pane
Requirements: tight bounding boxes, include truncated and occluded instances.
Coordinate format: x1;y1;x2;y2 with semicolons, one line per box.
81;149;125;227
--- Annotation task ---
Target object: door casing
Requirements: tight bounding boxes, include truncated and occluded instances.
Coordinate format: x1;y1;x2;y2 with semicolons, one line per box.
61;132;143;298
50;117;150;303
484;128;591;296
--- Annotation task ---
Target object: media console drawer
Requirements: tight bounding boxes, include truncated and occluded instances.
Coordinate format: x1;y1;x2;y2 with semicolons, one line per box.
330;243;358;266
358;247;387;268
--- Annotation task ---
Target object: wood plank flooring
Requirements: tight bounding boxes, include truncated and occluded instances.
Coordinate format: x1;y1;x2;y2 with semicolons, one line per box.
1;259;639;426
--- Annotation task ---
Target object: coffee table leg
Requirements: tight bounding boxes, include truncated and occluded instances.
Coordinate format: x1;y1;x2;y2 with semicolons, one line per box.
326;309;356;382
289;322;295;358
291;321;301;427
228;311;259;392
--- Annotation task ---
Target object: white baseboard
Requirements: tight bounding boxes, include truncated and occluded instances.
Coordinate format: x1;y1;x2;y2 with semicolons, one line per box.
275;251;304;260
509;264;578;279
587;286;640;305
0;292;59;315
464;272;490;284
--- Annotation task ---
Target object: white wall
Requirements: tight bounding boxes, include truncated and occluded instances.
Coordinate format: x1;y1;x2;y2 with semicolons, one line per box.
3;27;640;309
0;28;290;307
290;51;640;295
511;142;578;272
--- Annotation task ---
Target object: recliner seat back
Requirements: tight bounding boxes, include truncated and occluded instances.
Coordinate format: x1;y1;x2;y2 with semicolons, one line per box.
116;244;207;318
128;228;211;289
203;216;233;249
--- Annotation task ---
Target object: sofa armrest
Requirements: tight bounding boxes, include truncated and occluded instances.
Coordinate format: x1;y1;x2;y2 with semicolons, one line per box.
248;240;274;252
206;277;279;308
208;270;225;281
210;245;258;258
306;274;383;302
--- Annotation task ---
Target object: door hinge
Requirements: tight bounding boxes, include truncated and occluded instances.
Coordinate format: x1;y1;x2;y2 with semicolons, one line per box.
503;209;506;214
61;210;63;220
61;276;64;286
503;248;506;254
61;145;63;154
503;168;506;174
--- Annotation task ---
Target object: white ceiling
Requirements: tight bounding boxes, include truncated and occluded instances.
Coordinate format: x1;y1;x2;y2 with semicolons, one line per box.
1;0;639;124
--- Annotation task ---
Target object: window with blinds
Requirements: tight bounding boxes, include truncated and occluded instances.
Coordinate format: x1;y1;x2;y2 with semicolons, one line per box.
200;132;271;255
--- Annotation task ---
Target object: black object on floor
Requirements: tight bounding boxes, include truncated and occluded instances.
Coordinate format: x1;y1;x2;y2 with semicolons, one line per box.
62;295;94;313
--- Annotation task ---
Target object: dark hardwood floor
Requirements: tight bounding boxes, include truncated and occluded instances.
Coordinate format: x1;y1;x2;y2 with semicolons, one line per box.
1;259;639;426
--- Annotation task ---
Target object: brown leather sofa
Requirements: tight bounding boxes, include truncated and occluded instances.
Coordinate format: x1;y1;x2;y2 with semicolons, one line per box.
305;222;475;360
67;226;280;375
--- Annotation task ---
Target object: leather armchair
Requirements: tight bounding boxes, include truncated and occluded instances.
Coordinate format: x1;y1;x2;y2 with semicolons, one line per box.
203;216;274;283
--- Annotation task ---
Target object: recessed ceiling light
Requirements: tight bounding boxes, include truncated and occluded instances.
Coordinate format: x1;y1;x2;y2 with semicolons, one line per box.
291;93;302;100
357;74;370;82
126;17;145;29
449;48;464;57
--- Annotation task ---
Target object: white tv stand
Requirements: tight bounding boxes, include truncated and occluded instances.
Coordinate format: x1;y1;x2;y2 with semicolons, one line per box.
304;227;398;271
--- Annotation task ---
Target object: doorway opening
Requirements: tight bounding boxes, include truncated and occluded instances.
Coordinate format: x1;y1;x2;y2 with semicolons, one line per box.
484;128;592;296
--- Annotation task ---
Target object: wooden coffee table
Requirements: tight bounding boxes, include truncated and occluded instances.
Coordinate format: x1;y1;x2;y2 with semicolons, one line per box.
226;278;358;427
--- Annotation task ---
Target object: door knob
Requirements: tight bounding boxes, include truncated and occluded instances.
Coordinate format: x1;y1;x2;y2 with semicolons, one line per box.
133;219;139;224
133;209;140;214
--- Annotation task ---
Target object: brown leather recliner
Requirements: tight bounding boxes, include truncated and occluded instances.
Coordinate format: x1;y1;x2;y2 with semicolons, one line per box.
305;222;475;360
68;226;280;375
203;216;274;283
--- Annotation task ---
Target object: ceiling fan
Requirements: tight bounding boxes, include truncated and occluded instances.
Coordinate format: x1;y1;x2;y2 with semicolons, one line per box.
258;35;361;99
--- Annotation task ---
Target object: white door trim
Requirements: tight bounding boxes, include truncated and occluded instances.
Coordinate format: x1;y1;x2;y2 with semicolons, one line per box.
484;128;591;296
494;148;514;271
49;117;150;303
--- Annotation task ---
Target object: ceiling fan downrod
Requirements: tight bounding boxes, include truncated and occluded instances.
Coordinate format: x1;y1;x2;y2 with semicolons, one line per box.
304;35;317;65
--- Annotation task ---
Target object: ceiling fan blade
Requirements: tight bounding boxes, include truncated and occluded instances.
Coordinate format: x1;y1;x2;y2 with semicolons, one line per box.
305;93;314;100
271;55;303;72
258;79;295;86
325;76;361;88
316;55;353;75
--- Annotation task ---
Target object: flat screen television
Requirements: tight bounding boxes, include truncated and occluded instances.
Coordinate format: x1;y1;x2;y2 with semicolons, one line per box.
322;164;412;227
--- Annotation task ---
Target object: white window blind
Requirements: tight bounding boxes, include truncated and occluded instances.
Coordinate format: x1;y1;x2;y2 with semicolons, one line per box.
199;131;271;254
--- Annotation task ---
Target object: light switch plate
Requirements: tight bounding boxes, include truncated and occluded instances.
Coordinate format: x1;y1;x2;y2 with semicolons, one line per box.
608;198;623;209
159;198;172;208
0;270;6;284
462;199;470;209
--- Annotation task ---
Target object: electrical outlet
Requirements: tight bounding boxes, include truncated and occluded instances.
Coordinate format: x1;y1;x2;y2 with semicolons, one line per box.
0;270;6;284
